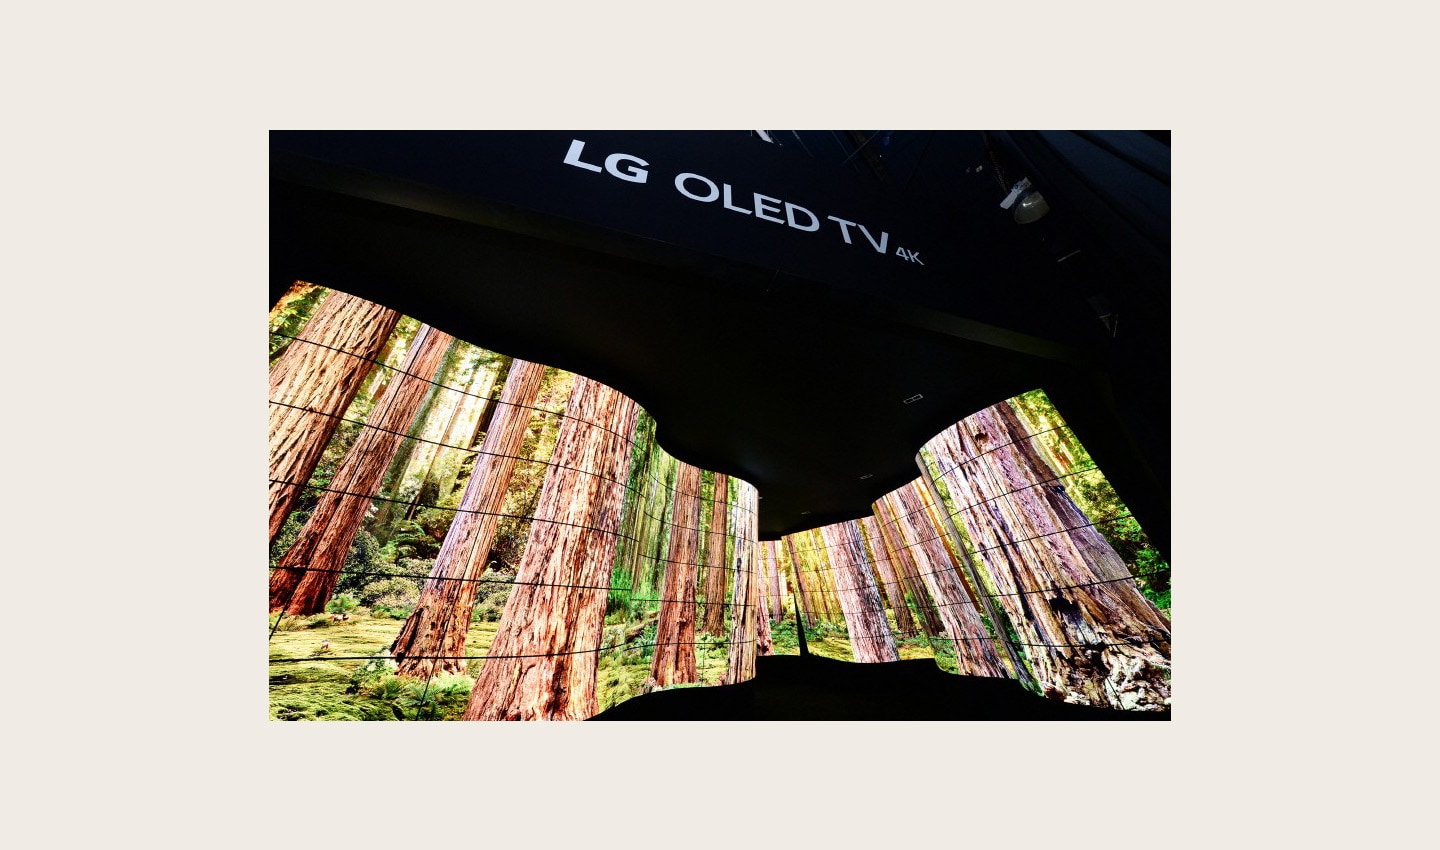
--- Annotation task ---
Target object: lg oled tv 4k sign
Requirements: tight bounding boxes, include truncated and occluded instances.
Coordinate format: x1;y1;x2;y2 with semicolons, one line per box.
559;138;927;265
271;131;971;308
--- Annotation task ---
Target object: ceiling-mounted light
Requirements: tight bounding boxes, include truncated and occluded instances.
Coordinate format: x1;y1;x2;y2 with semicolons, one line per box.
1000;177;1050;224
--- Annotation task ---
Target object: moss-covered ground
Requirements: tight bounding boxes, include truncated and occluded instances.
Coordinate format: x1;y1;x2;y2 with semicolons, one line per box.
268;613;499;721
269;612;955;720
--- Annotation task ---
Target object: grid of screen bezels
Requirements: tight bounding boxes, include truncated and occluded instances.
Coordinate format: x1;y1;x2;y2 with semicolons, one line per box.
767;420;1168;676
269;300;1168;713
268;322;766;704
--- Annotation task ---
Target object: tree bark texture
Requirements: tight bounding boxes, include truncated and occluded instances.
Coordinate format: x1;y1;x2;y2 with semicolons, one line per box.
446;356;512;501
269;323;451;614
784;536;819;628
606;412;656;615
403;354;480;527
402;352;484;522
764;540;786;622
638;453;677;602
462;376;639;720
700;473;730;635
923;401;1171;709
857;516;915;635
268;290;401;545
367;338;458;541
872;503;946;638
754;540;779;656
913;461;1037;689
806;529;841;623
388;359;548;677
360;322;407;403
820;521;900;663
650;461;703;687
756;541;776;621
723;481;760;683
874;485;1009;677
755;583;774;656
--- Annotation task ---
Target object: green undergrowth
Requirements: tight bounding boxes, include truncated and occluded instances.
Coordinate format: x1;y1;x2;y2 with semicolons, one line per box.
594;627;734;711
272;611;967;718
268;612;499;720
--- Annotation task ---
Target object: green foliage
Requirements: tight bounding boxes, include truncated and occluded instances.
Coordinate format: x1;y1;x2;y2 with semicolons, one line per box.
396;674;475;720
471;582;512;622
351;668;474;720
1010;390;1172;617
596;653;654;711
271;613;312;632
325;594;359;617
932;641;960;674
353;557;428;618
334;535;412;595
806;619;845;640
298;403;375;515
639;620;658;660
268;283;327;361
369;675;407;700
339;530;385;586
768;617;800;654
391;519;441;560
347;653;399;694
357;574;422;610
269;511;308;570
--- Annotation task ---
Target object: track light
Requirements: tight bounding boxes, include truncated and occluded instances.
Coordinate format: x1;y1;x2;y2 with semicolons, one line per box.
1000;177;1050;224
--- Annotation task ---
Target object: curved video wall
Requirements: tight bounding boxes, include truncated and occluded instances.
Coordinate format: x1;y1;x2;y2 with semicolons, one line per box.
766;394;1172;711
268;284;761;720
268;284;1171;719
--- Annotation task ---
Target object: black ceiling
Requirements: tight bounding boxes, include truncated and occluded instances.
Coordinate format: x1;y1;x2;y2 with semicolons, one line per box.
270;131;1169;549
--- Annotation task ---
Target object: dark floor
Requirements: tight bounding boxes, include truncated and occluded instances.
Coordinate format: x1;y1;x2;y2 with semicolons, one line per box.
589;654;1171;721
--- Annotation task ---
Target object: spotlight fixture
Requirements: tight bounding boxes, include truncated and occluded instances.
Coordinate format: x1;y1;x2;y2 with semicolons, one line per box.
1000;177;1050;224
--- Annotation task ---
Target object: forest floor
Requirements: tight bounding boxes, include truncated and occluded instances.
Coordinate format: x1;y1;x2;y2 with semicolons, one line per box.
268;615;499;720
269;614;949;720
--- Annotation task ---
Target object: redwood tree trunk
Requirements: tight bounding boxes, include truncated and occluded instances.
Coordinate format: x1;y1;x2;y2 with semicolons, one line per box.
755;587;774;656
820;520;900;663
755;540;779;656
869;505;944;639
402;356;483;523
723;481;760;683
650;462;703;687
764;540;785;623
446;355;513;501
898;534;945;635
269;324;450;615
874;485;1009;678
802;529;840;623
388;359;548;677
785;536;818;628
700;473;730;635
857;516;915;635
268;290;401;545
365;336;458;541
924;401;1171;710
462;376;639;720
